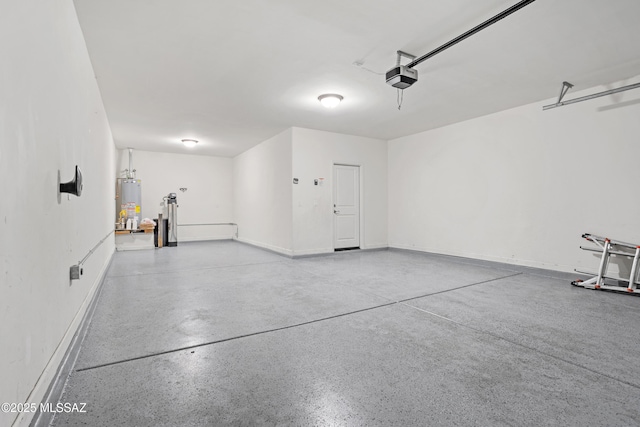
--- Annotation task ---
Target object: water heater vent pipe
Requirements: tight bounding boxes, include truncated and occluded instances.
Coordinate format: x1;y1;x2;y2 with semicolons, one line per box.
127;148;136;179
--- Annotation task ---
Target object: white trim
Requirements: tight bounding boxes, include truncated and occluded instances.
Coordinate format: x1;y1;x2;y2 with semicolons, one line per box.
180;236;233;243
360;243;388;250
234;236;293;257
292;247;334;257
15;249;114;427
388;243;574;273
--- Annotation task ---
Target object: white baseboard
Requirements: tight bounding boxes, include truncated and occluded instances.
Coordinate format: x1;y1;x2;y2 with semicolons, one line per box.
361;243;388;251
388;242;573;273
19;249;114;427
234;237;293;257
180;235;233;243
291;247;333;257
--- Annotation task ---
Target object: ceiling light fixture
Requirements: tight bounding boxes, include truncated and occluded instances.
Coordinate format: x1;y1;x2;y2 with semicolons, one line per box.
181;139;198;148
318;94;343;109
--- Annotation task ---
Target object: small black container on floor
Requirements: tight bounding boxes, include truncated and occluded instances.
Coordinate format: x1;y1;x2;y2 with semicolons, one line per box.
153;218;169;248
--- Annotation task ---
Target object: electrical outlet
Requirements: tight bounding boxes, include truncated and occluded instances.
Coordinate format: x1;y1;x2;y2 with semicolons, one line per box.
70;265;83;280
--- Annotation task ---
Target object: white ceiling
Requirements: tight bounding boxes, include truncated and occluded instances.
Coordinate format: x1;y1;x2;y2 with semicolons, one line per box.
73;0;640;157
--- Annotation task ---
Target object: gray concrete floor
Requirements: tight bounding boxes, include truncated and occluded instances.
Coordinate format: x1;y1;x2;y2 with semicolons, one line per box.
52;241;640;426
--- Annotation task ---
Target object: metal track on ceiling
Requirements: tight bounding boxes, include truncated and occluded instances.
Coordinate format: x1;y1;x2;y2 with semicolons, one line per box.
406;0;538;69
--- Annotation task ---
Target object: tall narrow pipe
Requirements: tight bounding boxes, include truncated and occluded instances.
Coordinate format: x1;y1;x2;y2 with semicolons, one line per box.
406;0;537;69
128;148;134;178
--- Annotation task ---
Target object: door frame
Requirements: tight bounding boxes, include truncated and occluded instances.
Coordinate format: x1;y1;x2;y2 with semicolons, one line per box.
332;162;364;250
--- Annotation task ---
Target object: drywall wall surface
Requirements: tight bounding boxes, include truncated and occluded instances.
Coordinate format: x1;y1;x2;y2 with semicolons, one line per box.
115;149;234;241
0;1;116;426
388;75;640;273
292;127;388;256
233;129;293;255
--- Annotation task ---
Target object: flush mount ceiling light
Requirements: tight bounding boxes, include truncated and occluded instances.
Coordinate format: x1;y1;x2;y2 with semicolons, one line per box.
318;94;343;109
181;139;198;148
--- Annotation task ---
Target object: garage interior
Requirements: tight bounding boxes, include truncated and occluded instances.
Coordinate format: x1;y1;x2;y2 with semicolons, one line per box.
2;1;640;426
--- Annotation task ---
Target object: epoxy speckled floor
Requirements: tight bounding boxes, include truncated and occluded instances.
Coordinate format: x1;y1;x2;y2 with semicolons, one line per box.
51;241;640;426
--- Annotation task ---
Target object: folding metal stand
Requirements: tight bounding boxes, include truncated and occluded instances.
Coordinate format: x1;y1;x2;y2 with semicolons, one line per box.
572;233;640;294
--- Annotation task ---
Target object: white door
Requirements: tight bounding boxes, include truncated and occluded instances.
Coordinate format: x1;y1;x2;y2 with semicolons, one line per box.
333;164;360;250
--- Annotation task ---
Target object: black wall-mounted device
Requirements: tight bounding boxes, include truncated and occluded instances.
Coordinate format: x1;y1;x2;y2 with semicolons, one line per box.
60;165;83;196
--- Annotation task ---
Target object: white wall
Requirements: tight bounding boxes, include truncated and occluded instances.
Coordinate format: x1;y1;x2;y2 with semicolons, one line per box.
233;129;293;255
0;1;116;426
116;149;234;241
292;127;388;256
388;75;640;273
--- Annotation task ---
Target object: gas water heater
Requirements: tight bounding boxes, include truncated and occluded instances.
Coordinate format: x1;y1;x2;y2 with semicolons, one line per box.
115;178;141;228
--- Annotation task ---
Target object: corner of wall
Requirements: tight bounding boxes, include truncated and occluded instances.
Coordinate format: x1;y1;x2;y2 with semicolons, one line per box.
232;128;294;254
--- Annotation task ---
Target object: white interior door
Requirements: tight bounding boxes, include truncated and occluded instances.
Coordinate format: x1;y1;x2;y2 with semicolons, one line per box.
333;164;360;250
